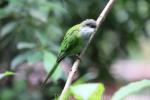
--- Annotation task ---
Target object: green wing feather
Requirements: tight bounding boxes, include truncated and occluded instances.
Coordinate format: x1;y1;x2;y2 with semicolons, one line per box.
58;24;81;60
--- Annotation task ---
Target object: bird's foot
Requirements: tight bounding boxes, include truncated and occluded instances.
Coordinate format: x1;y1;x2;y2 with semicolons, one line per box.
75;54;81;61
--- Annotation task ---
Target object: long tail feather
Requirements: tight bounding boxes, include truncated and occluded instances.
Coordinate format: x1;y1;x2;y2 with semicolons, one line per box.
41;59;61;89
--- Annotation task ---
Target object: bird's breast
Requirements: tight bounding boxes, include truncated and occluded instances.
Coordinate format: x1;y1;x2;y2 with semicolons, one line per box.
80;26;94;39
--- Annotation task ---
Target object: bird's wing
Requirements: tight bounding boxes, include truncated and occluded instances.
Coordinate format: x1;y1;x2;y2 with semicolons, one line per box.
57;25;80;61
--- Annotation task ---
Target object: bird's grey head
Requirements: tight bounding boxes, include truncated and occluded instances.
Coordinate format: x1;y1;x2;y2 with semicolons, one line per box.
80;19;97;38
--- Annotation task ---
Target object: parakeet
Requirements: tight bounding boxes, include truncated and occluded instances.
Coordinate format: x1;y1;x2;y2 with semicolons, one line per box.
41;19;97;87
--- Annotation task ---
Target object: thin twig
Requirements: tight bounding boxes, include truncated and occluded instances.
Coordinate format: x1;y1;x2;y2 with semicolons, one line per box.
59;0;115;99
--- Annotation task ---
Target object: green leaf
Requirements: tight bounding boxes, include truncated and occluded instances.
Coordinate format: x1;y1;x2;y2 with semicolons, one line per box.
29;9;48;23
68;83;105;100
43;50;62;81
112;80;150;100
17;42;36;49
0;22;17;38
0;71;15;79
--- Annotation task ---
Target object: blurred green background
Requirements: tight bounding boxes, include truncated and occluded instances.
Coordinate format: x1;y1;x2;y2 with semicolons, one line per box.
0;0;150;100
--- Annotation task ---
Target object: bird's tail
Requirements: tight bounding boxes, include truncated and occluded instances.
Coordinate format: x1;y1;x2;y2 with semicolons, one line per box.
41;59;61;89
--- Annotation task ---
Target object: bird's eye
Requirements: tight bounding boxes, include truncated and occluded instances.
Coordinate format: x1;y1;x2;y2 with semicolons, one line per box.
90;24;96;28
86;23;96;28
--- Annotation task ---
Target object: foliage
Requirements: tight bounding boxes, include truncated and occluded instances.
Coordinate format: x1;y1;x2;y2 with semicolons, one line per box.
62;83;104;100
1;0;66;81
112;80;150;100
0;71;14;79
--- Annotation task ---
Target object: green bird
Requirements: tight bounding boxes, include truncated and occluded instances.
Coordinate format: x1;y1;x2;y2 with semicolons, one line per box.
41;19;97;87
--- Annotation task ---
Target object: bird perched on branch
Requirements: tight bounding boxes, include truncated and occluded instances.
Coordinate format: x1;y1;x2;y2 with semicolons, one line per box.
41;19;97;87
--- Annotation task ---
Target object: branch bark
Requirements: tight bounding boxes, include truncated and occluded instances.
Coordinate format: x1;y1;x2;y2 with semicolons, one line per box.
59;0;115;99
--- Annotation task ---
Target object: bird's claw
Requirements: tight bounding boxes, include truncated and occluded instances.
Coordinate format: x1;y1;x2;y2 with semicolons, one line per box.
75;54;81;61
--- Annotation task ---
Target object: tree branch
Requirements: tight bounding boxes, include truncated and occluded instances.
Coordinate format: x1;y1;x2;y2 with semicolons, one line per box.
59;0;115;99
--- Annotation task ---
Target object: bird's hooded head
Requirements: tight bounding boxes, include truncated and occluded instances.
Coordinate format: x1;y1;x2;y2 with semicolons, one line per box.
80;19;97;38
